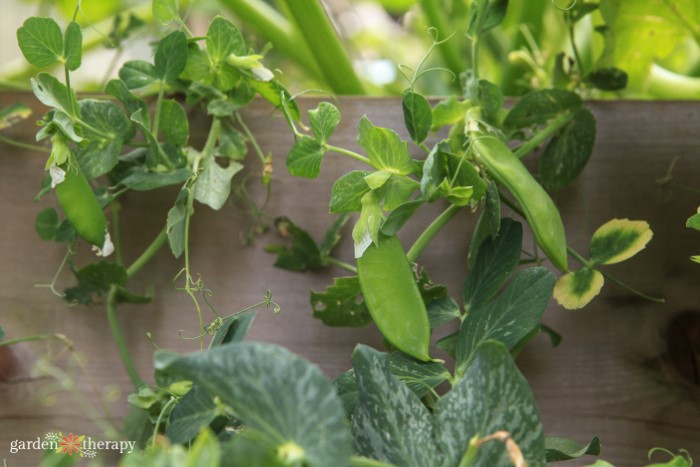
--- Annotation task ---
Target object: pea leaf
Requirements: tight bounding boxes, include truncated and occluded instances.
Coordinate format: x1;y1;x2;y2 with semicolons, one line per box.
265;217;323;272
357;116;414;175
545;436;601;462
352;190;383;258
160;100;189;147
64;261;128;305
156;342;352;467
75;99;131;179
504;89;581;130
351;345;442;467
456;267;555;376
153;0;179;24
435;341;546;467
540;108;596;190
155;31;188;83
381;200;423;236
207;16;245;62
35;207;60;241
311;276;371;327
553;267;604;310
381;174;419;211
468;182;500;268
687;209;700;231
210;310;256;347
0;104;32;130
330;171;370;213
167;198;188;258
17;17;63;68
588;68;628;91
63;22;82;71
477;79;504;123
431;96;470;131
427;295;461;329
402;90;432;144
249;79;300;121
589;218;653;265
31;73;79;117
421;142;485;204
120;167;191;191
194;160;242;210
166;385;218;444
105;79;150;127
119;61;158;90
309;102;341;144
319;213;351;259
468;0;508;35
181;43;213;84
286;136;325;178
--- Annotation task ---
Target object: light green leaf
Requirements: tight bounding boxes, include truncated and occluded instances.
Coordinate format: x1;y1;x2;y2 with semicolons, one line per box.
311;276;371;327
63;22;82;71
435;341;546;467
364;170;392;190
167;200;188;258
545;436;601;462
249;79;300;121
357;116;414;175
194;161;242;210
35;207;60;241
309;102;341;144
431;96;470;131
352;190;383;258
351;345;442;467
687;209;700;231
119;61;158;90
0;104;32;130
589;219;653;265
402;90;432;144
210;310;256;347
468;0;509;35
156;342;353;467
381;174;419;211
553;267;604;310
160;100;189;147
504;89;581;130
31;73;78;117
420;142;485;204
155;30;188;83
330;171;370;213
166;385;218;444
17;17;63;68
206;16;245;62
181;43;213;83
540;108;596;190
287;136;325;178
153;0;179;24
456;267;555;376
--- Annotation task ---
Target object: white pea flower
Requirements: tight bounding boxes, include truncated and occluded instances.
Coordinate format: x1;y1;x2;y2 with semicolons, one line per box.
92;232;114;257
49;165;66;188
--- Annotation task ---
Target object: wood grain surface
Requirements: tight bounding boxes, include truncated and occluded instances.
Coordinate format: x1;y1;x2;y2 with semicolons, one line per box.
1;95;699;466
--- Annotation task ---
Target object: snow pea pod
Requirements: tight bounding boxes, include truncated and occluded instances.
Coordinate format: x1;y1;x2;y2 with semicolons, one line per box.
54;161;111;255
472;135;569;271
357;235;431;361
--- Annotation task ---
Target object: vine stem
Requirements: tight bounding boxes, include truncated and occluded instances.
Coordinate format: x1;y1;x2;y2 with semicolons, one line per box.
407;204;461;262
513;110;576;159
326;144;372;166
126;227;168;280
0;134;50;153
107;285;144;389
325;256;357;273
0;333;71;348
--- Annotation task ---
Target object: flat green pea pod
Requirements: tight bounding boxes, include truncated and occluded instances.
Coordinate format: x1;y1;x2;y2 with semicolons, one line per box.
472;135;569;271
52;160;113;256
357;235;431;361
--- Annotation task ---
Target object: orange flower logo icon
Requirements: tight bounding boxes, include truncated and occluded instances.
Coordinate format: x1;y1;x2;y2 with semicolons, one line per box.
57;433;84;455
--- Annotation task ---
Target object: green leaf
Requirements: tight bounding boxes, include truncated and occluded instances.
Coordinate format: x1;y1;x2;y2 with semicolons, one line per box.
319;213;351;259
194;160;242;210
357;116;414;175
153;0;179;24
430;96;470;131
311;276;371;327
540;108;596;190
210;310;256;347
287;136;325;178
76;99;131;178
63;22;82;71
106;79;150;127
687;209;700;231
589;218;653;265
167;200;188;258
545;436;601;462
330;171;370;213
569;2;599;22
64;261;128;304
119;61;158;90
249;79;300;121
427;295;461;329
187;429;221;467
504;89;581;130
477;79;504;123
309;102;341;144
381;200;423;236
468;181;500;267
381;175;419;211
181;43;212;84
352;191;383;258
588;68;628;91
435;341;546;467
351;345;442;467
31;73;79;117
266;217;323;272
464;218;522;312
166;385;218;444
420;142;485;204
456;267;555;376
402;90;432;144
206;16;245;62
17;17;64;68
157;342;352;467
0;104;32;130
36;207;60;241
120;168;191;191
0;326;4;340
160;100;189;147
468;0;509;35
155;31;188;83
553;267;604;310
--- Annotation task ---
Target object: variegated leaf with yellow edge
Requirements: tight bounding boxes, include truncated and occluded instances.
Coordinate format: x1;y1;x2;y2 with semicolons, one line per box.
554;267;604;310
589;219;653;265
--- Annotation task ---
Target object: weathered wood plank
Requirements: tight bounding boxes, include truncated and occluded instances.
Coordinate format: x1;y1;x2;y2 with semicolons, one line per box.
0;95;699;466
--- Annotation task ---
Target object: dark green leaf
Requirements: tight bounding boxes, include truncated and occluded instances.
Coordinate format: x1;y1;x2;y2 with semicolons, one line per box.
120;167;191;191
504;89;582;130
35;207;60;241
351;345;441;467
468;0;509;35
332;370;359;418
402;90;432;144
167;200;188;258
540;324;562;348
154;31;188;83
119;61;158;90
456;267;555;376
468;181;500;267
160;100;189;147
381;200;423;236
427;295;461;329
206;16;245;62
357;116;414;174
166;385;218;444
266;217;323;271
63;22;82;71
421;142;485;205
64;261;128;304
436;331;458;357
210;310;256;347
194;160;242;210
54;220;76;243
287;136;325;178
540;108;596;190
17;17;63;68
309;102;341;144
463;218;522;312
105;79;150;128
588;67;628;91
76;99;130;178
478;79;504;123
157;342;352;467
546;436;601;462
218;124;247;160
319;213;351;258
435;341;546;466
311;276;371;327
31;73;79;117
330;171;370;213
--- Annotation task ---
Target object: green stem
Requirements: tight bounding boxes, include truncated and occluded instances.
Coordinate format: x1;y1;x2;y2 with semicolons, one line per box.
325;256;358;273
601;270;666;303
0;333;71;347
107;285;144;389
513;110;576;159
407;204;461;262
326;144;372;166
0;134;50;153
418;0;465;83
278;0;365;94
126;227;168;279
236;113;266;165
112;201;123;266
202;117;221;159
152;84;166;137
648;63;700;99
152;397;178;447
567;17;585;78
